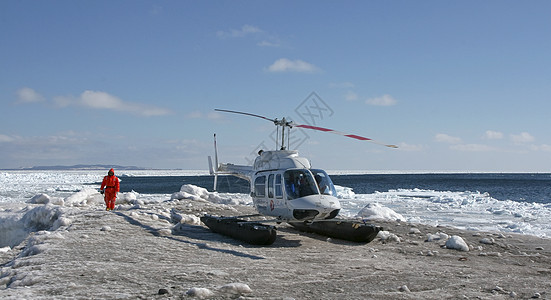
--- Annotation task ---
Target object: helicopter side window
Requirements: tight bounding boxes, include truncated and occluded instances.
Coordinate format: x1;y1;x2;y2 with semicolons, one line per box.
275;174;282;198
284;170;317;200
268;174;274;198
312;169;337;196
254;176;266;197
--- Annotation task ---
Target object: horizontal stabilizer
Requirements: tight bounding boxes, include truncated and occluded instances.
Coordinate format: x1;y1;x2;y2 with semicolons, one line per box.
217;163;253;182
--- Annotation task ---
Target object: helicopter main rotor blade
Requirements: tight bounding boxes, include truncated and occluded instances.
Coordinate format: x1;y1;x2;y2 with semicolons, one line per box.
214;108;397;148
215;109;277;123
292;123;398;148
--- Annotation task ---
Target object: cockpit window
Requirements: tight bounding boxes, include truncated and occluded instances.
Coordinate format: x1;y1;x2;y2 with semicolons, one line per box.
284;169;318;200
311;169;337;197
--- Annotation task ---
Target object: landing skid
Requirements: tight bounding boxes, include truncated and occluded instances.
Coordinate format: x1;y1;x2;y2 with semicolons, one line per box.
200;214;277;245
201;214;382;245
288;219;383;243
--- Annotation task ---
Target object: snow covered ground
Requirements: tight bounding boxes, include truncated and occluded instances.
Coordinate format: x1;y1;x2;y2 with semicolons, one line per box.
1;171;550;299
1;189;550;299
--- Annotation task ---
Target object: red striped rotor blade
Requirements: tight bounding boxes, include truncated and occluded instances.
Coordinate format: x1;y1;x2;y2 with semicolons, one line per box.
293;124;398;148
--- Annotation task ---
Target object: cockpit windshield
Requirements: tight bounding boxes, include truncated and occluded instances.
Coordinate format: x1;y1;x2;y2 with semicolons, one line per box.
284;169;318;200
311;169;337;197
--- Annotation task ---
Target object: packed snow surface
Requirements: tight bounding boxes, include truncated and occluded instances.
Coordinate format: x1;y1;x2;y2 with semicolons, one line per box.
1;170;550;299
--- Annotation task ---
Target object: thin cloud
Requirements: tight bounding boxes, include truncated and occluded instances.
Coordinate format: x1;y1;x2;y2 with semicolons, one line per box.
186;111;203;119
53;95;75;108
80;90;125;110
329;82;355;89
484;130;504;140
149;5;163;15
56;90;171;116
510;132;535;144
451;144;494;152
435;133;462;144
2;133;90;156
534;144;551;152
0;134;16;143
267;58;320;73
15;87;45;104
257;40;281;47
217;25;263;39
207;111;222;120
397;142;425;151
365;94;397;106
344;91;358;101
217;25;283;48
185;111;224;120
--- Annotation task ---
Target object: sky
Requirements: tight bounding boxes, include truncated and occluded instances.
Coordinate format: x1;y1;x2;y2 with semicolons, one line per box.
1;1;550;172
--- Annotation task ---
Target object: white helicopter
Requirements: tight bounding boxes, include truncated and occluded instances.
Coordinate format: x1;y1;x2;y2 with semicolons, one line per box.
207;109;397;225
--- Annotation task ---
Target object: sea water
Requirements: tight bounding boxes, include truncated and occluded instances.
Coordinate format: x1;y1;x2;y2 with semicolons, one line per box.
1;171;550;247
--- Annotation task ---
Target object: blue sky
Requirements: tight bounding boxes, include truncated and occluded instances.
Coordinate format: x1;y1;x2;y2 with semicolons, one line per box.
1;1;550;171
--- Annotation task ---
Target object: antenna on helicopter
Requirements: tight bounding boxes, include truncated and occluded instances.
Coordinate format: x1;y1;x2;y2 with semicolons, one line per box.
214;109;398;149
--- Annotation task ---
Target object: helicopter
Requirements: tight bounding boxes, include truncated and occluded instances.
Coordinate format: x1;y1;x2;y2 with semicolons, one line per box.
208;109;398;224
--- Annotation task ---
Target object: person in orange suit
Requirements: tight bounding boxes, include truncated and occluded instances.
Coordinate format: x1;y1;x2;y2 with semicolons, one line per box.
100;168;120;211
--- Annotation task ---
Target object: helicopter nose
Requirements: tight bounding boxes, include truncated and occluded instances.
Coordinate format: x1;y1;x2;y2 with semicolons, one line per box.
289;195;341;221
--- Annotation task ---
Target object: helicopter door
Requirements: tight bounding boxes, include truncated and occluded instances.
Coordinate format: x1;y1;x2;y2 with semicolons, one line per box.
267;173;287;216
266;174;283;199
253;176;268;213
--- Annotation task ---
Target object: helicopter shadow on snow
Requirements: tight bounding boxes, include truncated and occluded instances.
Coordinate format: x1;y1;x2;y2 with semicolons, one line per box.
114;211;302;258
113;211;265;260
172;223;303;249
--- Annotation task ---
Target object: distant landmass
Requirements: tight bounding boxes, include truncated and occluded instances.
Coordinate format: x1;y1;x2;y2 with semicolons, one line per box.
4;164;148;171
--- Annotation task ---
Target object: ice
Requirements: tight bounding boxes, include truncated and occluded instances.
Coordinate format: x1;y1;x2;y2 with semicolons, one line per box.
219;282;253;295
334;185;355;199
186;287;215;298
64;188;102;207
426;232;449;242
0;204;71;248
336;188;551;238
0;171;253;250
171;184;251;205
2;170;551;254
445;235;470;251
1;170;550;298
355;202;405;221
377;230;401;242
0;216;27;248
0;170;205;204
28;194;50;204
170;209;201;225
184;284;252;298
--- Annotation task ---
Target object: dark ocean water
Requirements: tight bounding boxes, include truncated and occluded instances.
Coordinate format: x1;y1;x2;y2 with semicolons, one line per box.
115;173;551;204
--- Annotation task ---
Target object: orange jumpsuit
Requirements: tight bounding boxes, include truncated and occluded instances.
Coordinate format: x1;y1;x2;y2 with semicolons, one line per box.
100;169;120;210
